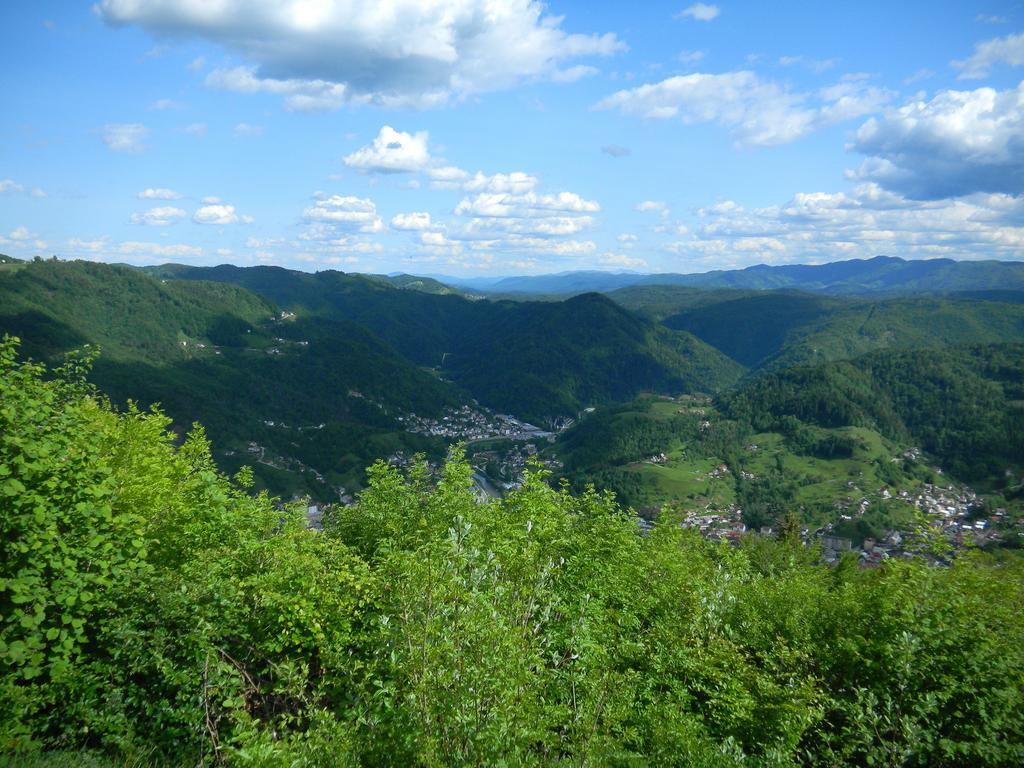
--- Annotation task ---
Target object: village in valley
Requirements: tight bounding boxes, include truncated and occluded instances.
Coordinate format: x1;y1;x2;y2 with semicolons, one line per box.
663;468;1016;566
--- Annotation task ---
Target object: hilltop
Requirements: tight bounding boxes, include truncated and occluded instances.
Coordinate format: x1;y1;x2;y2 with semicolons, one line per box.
439;255;1024;297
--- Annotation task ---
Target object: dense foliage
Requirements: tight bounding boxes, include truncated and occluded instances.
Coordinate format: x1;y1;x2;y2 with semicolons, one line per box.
3;339;1024;766
724;344;1024;490
158;264;745;423
0;260;465;499
659;292;1024;370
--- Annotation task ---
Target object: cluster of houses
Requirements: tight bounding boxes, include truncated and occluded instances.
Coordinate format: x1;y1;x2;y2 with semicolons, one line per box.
400;405;553;442
667;472;1014;566
240;440;332;489
470;443;564;492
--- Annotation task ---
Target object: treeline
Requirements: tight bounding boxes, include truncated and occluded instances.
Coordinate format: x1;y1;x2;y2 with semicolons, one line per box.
723;344;1024;489
2;339;1023;766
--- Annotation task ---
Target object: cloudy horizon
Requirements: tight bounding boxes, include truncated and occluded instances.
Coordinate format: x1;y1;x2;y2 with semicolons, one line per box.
2;1;1023;275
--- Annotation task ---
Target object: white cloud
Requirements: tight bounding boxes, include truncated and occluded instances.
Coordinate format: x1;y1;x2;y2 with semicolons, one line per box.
194;204;252;225
454;191;599;218
102;123;148;153
233;122;264;137
617;233;639;244
149;98;182;110
138;187;182;200
0;179;46;197
131;206;187;226
598;252;647;268
953;32;1024;79
462;171;539;194
678;50;705;66
391;212;434;230
550;64;599;83
778;55;837;73
98;0;624;109
904;68;934;85
636;200;667;213
596;71;892;147
63;237;203;262
119;241;203;258
663;182;1024;268
344;126;432;173
676;4;720;22
10;226;33;241
850;82;1024;199
303;194;384;233
183;122;207;136
206;66;350;112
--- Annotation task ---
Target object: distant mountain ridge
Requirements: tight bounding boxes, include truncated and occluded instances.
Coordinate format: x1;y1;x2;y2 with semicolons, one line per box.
437;256;1024;297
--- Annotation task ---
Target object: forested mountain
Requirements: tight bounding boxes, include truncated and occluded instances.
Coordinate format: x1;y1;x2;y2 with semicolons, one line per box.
722;343;1024;490
442;255;1024;297
653;290;1024;369
0;260;462;498
443;292;744;423
0;259;742;495
148;262;744;423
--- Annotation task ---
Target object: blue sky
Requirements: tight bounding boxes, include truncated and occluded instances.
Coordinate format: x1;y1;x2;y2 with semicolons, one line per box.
2;1;1023;275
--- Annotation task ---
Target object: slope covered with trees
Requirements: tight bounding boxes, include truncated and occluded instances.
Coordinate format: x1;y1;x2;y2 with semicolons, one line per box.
722;344;1024;491
147;263;745;423
2;340;1023;766
656;291;1024;370
0;260;462;499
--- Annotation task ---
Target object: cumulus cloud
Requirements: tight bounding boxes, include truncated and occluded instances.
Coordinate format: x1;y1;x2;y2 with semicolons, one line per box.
454;191;599;218
194;203;253;225
344;126;432;173
391;212;434;230
663;182;1024;268
102;123;148;153
131;206;187;226
0;179;46;197
138;187;182;200
98;0;624;110
205;66;348;111
303;194;384;232
183;122;207;136
850;82;1024;199
953;32;1024;79
63;237;204;262
676;4;720;22
596;71;892;147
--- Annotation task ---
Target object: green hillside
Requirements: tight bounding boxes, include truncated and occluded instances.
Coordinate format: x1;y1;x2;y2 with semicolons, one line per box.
463;255;1024;296
553;396;932;536
656;291;1024;369
4;344;1023;766
0;260;461;499
147;264;745;423
723;343;1024;491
